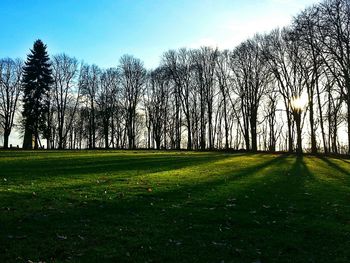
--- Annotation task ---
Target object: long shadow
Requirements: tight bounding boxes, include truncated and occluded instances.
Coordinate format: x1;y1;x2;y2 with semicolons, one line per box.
1;153;293;262
262;155;314;200
142;153;292;200
1;154;350;262
23;153;291;199
340;159;350;164
291;155;314;179
317;155;350;177
0;152;241;183
0;153;293;214
259;154;315;203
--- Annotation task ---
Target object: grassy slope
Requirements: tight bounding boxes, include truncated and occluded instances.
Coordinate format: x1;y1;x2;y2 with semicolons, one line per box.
0;151;349;262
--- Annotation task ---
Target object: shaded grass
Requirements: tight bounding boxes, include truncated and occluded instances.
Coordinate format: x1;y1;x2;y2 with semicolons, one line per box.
0;151;350;262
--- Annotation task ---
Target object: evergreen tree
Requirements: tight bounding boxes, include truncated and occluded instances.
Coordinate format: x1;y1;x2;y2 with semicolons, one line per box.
22;40;53;149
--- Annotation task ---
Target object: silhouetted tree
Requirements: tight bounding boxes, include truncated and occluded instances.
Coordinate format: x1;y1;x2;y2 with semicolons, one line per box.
263;29;306;153
0;58;23;148
79;64;100;149
119;55;146;149
51;54;80;149
163;49;195;149
97;68;119;149
293;7;325;153
191;47;219;149
216;50;232;149
144;66;170;149
231;35;269;151
317;0;350;154
22;40;53;149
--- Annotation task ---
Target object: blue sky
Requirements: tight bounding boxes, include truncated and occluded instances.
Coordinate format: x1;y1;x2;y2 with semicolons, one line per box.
0;0;319;69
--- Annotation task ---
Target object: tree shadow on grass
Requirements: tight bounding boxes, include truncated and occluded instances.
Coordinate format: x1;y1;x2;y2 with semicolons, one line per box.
0;154;292;262
1;154;350;263
0;152;242;184
340;159;350;164
317;155;350;177
17;153;291;199
249;155;349;262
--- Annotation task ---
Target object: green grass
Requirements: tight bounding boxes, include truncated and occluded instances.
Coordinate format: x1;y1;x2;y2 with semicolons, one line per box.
0;151;350;262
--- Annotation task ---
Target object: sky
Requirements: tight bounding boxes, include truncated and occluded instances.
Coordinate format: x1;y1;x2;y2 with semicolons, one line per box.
0;0;320;69
1;0;323;147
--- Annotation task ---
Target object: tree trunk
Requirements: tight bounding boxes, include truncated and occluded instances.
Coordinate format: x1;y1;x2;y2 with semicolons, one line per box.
348;96;350;155
316;79;327;153
104;117;109;149
104;126;109;149
250;109;258;152
3;130;10;149
34;126;39;150
186;118;192;150
223;98;229;150
309;97;317;153
58;127;64;149
208;105;213;149
295;112;302;154
92;110;96;149
286;112;293;153
244;129;250;151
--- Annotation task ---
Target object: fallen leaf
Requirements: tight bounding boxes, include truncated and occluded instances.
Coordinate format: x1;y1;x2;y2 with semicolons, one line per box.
235;248;243;254
212;241;226;246
56;234;67;240
15;235;27;239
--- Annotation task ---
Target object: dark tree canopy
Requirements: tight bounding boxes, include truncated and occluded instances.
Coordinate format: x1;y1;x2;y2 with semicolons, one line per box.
22;39;53;149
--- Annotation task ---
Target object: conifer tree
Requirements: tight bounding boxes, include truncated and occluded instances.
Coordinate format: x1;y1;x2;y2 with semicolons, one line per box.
22;40;53;149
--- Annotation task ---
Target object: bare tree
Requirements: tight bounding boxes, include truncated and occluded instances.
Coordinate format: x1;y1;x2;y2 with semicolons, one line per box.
0;58;23;148
51;54;80;149
99;68;119;149
119;55;146;149
230;36;269;151
263;29;306;153
163;49;193;149
79;64;100;149
316;0;350;154
293;7;326;153
216;50;232;149
144;67;170;149
191;47;219;149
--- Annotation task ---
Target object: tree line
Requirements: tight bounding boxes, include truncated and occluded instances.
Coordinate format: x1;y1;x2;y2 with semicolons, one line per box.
0;0;349;154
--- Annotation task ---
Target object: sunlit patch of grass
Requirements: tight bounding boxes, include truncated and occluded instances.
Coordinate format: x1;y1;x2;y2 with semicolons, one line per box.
0;151;349;262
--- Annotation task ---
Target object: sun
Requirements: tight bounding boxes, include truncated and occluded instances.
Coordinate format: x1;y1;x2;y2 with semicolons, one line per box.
290;94;308;111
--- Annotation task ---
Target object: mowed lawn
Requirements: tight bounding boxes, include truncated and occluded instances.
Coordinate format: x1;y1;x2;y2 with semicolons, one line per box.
0;151;350;263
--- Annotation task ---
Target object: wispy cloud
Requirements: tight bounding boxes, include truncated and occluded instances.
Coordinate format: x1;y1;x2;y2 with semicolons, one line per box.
187;0;321;50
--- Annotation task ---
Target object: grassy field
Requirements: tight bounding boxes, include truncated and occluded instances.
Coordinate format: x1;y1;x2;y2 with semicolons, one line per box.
0;151;350;262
